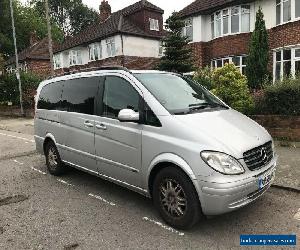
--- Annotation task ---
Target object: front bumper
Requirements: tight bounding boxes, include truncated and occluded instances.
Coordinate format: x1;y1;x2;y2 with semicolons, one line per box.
197;156;277;216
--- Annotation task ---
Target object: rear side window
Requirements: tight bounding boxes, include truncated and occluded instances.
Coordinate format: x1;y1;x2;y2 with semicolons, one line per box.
61;77;100;115
37;81;63;110
103;76;140;119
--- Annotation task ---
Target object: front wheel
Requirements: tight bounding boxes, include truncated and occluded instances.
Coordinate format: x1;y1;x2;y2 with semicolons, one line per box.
45;141;66;176
153;167;202;230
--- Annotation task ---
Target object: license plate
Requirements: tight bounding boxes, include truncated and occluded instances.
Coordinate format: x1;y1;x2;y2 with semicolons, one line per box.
258;169;275;189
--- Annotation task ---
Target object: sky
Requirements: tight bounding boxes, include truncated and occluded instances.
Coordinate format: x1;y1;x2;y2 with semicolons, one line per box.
21;0;195;21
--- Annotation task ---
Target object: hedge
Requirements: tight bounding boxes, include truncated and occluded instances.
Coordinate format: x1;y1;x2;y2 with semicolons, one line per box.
0;72;42;108
254;78;300;116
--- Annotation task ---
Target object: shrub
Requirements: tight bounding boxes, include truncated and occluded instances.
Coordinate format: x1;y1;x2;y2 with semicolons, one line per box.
193;66;213;90
211;63;254;114
0;72;42;108
255;78;300;115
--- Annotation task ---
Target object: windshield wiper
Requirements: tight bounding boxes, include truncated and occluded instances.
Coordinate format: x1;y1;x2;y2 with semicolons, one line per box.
188;103;229;112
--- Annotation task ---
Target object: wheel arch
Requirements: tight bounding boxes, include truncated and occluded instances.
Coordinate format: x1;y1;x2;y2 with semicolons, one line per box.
43;133;58;154
147;153;197;198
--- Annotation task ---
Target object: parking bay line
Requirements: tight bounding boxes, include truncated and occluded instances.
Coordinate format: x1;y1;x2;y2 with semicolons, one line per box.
13;159;24;165
142;217;185;236
294;208;300;221
31;167;47;175
57;179;74;187
88;193;116;206
0;132;34;143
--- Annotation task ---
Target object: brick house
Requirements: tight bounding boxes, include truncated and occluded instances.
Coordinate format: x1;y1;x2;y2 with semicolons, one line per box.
53;0;165;74
4;32;52;77
179;0;300;80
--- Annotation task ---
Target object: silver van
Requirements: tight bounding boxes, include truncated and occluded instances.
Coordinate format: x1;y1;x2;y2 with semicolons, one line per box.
34;67;277;229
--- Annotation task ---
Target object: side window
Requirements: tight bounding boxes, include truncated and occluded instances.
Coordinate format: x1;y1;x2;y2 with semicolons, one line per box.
143;102;161;127
103;76;140;119
61;77;100;115
37;81;63;110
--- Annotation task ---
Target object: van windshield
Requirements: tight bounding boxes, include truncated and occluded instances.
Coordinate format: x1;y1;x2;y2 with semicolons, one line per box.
134;73;228;115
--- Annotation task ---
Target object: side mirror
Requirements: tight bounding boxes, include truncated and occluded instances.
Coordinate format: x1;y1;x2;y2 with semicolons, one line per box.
118;109;140;122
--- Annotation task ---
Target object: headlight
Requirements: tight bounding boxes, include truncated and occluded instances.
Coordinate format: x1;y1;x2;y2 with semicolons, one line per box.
201;151;245;175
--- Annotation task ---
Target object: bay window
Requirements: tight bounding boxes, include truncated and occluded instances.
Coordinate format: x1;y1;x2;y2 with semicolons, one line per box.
182;18;193;41
274;47;300;80
106;38;116;57
211;5;250;39
211;55;247;74
69;50;82;66
276;0;300;25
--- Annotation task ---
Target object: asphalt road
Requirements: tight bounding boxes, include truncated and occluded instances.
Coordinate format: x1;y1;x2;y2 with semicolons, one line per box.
0;130;299;250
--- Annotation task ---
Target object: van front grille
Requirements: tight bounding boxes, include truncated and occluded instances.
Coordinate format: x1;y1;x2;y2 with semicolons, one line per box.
243;141;273;171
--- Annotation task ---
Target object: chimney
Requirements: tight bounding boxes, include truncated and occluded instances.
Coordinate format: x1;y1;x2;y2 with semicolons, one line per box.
99;0;111;23
29;31;38;46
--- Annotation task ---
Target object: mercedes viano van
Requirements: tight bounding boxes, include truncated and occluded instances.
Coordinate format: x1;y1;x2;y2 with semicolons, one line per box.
34;67;277;229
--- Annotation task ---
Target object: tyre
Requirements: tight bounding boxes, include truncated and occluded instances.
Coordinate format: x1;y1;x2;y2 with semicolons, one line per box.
152;167;202;229
45;141;66;176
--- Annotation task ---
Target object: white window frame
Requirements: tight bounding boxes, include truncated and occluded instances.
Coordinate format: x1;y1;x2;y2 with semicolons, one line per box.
106;38;116;57
69;50;82;66
89;43;102;62
53;54;62;69
273;46;300;81
211;55;247;74
149;18;159;31
276;0;300;25
210;4;251;39
182;18;193;41
158;41;164;57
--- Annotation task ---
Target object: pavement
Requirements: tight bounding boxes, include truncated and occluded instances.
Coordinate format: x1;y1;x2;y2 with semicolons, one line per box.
0;116;299;249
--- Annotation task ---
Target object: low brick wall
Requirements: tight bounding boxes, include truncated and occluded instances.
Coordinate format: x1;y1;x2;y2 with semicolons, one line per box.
0;106;34;118
250;115;300;141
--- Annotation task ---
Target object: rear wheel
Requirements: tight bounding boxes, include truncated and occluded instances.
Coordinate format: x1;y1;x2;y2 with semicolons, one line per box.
45;141;66;176
153;167;202;229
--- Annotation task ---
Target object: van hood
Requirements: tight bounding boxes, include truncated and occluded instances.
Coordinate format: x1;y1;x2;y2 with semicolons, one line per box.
174;109;272;158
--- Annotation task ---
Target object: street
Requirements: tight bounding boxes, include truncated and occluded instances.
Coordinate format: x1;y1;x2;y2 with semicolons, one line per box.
0;119;299;250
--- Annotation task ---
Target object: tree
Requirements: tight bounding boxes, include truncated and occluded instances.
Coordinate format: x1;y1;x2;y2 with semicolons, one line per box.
212;63;254;114
30;0;99;37
245;7;269;90
158;12;193;73
0;0;63;58
0;53;4;74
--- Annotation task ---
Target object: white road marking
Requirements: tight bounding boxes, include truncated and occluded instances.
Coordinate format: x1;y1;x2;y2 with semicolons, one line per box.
142;217;185;236
0;132;34;143
88;193;116;206
294;208;300;221
31;167;47;175
57;179;74;187
13;159;24;165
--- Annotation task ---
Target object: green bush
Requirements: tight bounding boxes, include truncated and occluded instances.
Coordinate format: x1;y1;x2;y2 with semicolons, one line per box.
193;66;213;90
211;63;254;114
255;78;300;115
0;72;42;108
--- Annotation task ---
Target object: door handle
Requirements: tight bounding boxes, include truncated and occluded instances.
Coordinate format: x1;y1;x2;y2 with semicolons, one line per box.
96;123;107;130
84;121;94;128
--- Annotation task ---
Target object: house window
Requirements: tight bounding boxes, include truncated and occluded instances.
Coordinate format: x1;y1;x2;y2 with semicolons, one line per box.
182;18;193;41
89;43;102;61
211;55;247;74
231;7;240;33
53;54;62;69
69;50;82;66
274;47;300;80
149;18;159;31
297;0;300;18
211;5;250;39
106;38;116;57
158;41;164;57
276;0;295;24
